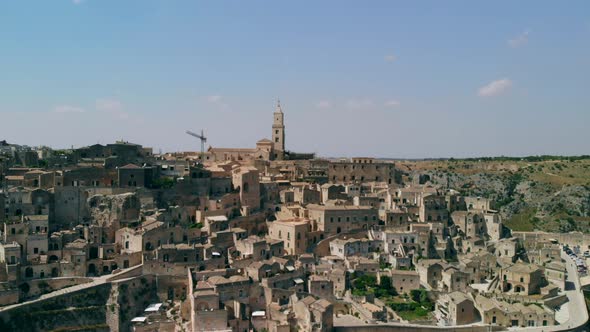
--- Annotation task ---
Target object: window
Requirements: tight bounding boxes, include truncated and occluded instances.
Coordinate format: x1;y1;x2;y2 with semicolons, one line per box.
34;248;39;254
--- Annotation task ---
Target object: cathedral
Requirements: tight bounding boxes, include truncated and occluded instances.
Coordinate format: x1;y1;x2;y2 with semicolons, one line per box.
206;101;288;162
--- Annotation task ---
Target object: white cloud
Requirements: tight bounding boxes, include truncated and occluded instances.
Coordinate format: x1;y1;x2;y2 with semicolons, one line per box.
203;95;231;110
315;100;333;109
345;99;374;109
206;95;222;103
508;30;530;48
72;0;84;4
96;98;122;112
478;78;513;97
95;98;128;119
384;54;396;63
54;105;85;113
384;100;400;107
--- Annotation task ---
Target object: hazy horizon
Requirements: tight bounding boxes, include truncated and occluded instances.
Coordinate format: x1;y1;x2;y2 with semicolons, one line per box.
1;1;589;158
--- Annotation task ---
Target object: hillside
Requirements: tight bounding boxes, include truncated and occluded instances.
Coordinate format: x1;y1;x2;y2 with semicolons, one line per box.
397;157;590;233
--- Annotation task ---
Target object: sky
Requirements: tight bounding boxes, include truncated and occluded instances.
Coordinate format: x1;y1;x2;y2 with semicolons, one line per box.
0;1;589;158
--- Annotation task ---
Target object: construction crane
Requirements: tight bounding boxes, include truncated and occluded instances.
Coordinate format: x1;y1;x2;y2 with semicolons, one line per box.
186;129;207;162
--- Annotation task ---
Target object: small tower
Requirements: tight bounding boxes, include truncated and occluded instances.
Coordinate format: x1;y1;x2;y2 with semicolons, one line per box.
272;99;285;160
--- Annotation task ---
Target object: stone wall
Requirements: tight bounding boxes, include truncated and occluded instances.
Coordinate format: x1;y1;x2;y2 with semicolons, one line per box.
513;231;590;250
334;325;507;332
106;275;158;332
20;277;92;300
0;283;112;331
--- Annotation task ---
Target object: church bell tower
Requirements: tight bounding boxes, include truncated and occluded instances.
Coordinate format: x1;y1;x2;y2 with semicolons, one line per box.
272;99;285;160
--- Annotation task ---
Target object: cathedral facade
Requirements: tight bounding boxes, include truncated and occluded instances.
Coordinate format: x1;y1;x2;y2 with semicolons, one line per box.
206;101;286;162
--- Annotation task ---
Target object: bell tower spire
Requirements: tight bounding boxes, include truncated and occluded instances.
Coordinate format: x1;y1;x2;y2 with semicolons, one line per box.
272;99;285;160
276;98;282;112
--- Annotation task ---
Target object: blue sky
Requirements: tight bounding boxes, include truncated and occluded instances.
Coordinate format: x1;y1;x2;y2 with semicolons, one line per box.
1;1;589;158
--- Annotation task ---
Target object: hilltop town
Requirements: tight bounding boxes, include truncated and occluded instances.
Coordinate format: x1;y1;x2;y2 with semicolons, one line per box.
0;102;588;332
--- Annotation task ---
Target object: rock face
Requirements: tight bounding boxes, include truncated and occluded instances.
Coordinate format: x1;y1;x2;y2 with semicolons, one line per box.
88;193;140;227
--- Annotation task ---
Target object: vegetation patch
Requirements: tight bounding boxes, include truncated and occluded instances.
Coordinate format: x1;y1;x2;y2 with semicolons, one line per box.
386;289;434;321
505;207;538;231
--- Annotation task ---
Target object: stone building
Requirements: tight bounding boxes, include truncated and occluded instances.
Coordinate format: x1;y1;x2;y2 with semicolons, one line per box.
292;296;333;332
307;203;378;237
494;238;519;262
117;164;154;188
544;261;566;290
189;284;230;331
232;166;261;213
500;263;546;295
328;158;398;185
420;194;449;223
475;294;555;328
441;266;470;293
329;237;377;259
459;252;498;283
416;259;445;289
451;211;486;239
308;274;334;299
72;141;152;168
388;270;419;294
267;218;312;255
436;292;478;326
320;184;346;204
234;235;284;261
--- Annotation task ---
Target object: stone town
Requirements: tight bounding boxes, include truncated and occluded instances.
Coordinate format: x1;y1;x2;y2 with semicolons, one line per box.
0;102;587;331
